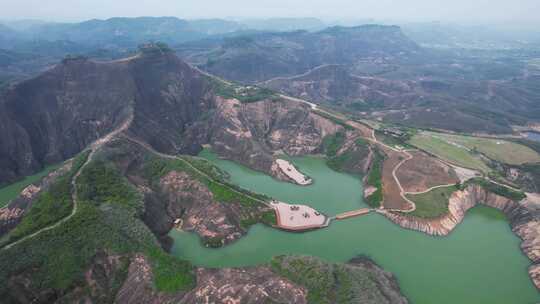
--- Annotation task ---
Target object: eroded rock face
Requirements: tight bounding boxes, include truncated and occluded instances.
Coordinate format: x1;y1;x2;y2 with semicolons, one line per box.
272;255;408;304
0;161;72;237
183;97;342;181
159;171;253;246
5;251;128;304
333;131;373;175
0;51;214;185
116;255;307;304
96;138;267;248
347;257;409;304
181;267;307;304
378;185;540;289
116;254;188;304
58;251;129;303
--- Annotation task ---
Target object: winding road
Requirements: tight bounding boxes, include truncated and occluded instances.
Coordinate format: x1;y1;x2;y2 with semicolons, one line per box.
120;135;270;207
1;115;133;251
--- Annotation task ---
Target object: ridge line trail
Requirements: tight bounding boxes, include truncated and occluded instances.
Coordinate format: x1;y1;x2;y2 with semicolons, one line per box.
1;115;133;251
120;135;270;207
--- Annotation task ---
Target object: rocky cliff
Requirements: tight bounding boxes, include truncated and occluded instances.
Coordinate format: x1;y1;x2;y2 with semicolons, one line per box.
182;96;343;182
0;47;347;186
0;135;408;303
0;161;72;236
378;185;540;289
0;48;214;186
114;254;407;304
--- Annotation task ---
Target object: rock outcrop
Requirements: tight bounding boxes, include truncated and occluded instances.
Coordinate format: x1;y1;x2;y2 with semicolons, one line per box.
116;254;409;304
95;138;271;248
0;161;72;236
6;251;129;304
271;255;409;304
0;47;347;186
181;267;307;304
116;254;307;304
158;170;264;246
182;96;343;181
115;254;188;304
0;48;214;185
378;185;540;289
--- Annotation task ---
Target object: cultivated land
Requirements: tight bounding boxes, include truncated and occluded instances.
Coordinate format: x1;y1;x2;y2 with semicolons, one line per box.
396;151;459;193
429;132;540;165
380;149;414;211
409;131;491;173
406;185;459;218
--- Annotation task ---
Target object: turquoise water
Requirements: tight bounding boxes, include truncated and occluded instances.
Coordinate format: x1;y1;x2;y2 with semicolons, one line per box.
170;150;539;303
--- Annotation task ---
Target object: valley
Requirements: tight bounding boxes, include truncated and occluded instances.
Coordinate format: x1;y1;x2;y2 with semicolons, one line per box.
169;150;538;304
0;16;539;303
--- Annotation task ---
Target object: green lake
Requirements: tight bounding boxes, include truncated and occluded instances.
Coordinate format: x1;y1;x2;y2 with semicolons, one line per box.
170;150;539;304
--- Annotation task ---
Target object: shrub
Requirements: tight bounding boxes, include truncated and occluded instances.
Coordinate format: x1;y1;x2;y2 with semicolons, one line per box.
365;150;384;207
5;151;90;244
466;178;526;201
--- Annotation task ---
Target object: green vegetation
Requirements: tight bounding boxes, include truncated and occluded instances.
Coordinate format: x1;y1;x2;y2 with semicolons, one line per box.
142;154;275;234
271;255;392;304
77;161;143;215
240;209;277;229
0;164;62;207
143;155;269;207
326;138;370;173
407;185;459;218
322;132;346;157
346;99;385;112
209;77;278;103
511;138;540;155
312;110;354;130
365;150;384;208
410;131;540;170
138;42;173;54
146;246;195;292
0;157;195;298
465;178;526;201
183;156;230;182
515;163;540;192
204;236;225;248
3;152;89;245
438;132;540;165
374;127;416;149
409;132;491;173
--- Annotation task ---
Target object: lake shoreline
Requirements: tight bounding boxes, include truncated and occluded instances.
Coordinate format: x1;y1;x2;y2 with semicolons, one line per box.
169;151;539;303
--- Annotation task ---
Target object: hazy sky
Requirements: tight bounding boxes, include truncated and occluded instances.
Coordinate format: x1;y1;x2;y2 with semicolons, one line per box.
1;0;539;26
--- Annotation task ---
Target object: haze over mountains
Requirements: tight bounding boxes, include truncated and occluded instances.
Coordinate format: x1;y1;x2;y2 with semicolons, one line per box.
1;9;540;303
1;17;540;144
